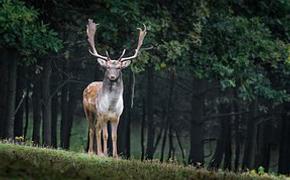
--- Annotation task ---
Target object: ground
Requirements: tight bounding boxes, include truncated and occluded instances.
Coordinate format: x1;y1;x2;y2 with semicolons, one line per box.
0;143;284;179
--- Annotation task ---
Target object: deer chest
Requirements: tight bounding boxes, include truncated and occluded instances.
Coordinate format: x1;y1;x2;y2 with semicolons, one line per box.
97;92;124;116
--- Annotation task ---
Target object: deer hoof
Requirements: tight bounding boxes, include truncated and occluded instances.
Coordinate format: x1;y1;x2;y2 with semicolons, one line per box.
88;151;94;156
97;152;106;157
113;154;119;159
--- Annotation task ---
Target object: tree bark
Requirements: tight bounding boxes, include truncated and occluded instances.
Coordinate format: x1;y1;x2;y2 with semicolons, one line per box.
167;124;175;161
209;136;224;169
24;83;30;139
160;70;175;162
118;70;133;158
14;68;25;137
175;129;186;164
188;78;204;166
60;83;68;149
42;59;52;146
0;55;9;138
160;122;168;162
61;84;77;149
223;104;232;171
278;103;290;174
255;122;272;171
51;69;59;148
141;98;145;161
242;102;258;170
145;65;155;160
51;93;58;148
6;53;18;139
208;102;231;170
32;79;41;145
233;96;241;171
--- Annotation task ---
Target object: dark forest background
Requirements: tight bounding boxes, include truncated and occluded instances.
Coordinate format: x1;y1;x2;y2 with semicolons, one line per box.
0;0;290;174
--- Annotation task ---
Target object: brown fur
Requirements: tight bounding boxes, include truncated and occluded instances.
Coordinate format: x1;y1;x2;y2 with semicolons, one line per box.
83;81;120;157
83;81;103;155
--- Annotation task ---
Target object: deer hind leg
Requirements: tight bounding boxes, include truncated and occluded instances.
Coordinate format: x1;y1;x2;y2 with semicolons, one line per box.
102;123;108;156
111;120;119;158
85;109;95;155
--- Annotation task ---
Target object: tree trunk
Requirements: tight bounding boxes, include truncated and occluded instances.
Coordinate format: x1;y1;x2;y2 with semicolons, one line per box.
167;124;175;161
175;129;186;164
242;102;258;170
61;84;77;149
24;84;30;139
141;98;145;161
188;78;204;166
60;83;68;149
0;55;9;138
51;69;59;148
255;122;271;171
278;103;290;174
160;70;175;162
209;102;231;170
209;137;224;169
145;65;155;160
14;68;25;137
233;96;241;171
51;94;58;148
66;85;77;148
223;104;232;171
118;70;133;158
32;79;41;145
160;122;168;162
6;53;18;139
41;59;52;146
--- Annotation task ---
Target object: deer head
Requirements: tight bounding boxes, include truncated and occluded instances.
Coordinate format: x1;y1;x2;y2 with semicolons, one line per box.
86;19;147;81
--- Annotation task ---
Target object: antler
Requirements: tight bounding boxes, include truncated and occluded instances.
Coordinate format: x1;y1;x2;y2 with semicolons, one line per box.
119;24;147;62
87;19;108;60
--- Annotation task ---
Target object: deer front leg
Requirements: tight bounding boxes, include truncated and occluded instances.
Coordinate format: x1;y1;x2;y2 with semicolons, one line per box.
95;122;104;156
111;121;119;158
102;123;108;156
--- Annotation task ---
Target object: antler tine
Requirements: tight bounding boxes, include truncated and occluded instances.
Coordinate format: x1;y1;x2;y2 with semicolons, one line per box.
86;19;108;60
120;24;147;62
118;49;127;61
105;50;111;60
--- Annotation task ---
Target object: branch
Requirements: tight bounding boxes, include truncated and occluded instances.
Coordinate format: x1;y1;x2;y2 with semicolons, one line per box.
14;91;27;115
203;111;250;120
50;78;71;99
50;79;88;99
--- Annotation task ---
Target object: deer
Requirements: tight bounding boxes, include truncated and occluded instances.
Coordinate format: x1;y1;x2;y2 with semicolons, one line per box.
83;19;147;158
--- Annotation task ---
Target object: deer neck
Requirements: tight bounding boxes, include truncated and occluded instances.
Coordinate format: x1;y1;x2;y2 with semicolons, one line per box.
102;72;123;96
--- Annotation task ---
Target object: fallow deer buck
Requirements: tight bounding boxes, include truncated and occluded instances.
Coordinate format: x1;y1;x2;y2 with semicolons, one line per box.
83;19;147;157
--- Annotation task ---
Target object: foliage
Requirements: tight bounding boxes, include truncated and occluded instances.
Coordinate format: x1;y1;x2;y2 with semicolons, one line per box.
193;14;289;101
0;0;62;64
82;0;290;103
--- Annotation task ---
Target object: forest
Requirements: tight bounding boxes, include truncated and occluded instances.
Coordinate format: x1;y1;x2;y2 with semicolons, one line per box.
0;0;290;177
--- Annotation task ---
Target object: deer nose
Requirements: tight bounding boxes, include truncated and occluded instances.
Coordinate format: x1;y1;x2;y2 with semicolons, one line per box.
110;75;116;80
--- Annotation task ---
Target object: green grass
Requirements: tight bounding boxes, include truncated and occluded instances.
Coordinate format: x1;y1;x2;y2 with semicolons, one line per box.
0;143;285;179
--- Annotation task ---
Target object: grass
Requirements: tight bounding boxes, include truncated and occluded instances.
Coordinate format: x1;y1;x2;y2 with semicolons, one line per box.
69;118;192;161
0;143;285;179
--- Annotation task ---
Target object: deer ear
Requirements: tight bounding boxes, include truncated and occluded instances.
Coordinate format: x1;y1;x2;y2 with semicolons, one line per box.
121;60;131;68
97;58;107;67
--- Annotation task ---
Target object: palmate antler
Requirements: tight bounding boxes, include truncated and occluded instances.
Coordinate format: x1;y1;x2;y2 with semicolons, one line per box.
86;19;108;60
87;19;147;61
119;24;147;62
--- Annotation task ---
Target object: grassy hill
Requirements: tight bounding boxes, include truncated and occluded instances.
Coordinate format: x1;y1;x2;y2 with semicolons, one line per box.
0;143;285;179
